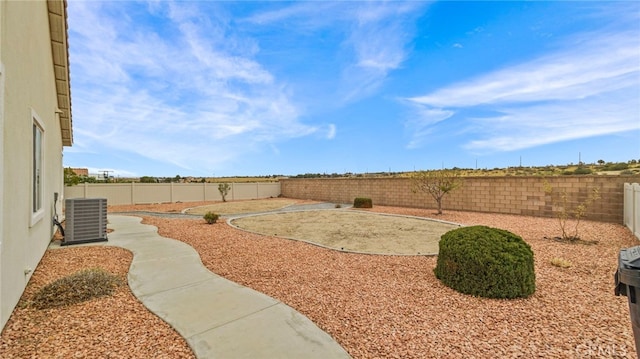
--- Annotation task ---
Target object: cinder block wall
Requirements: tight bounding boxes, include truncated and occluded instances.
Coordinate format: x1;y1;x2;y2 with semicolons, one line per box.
281;176;640;223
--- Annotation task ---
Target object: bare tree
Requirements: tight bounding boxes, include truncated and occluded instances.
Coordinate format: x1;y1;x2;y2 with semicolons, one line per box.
411;170;463;214
218;183;231;202
543;180;600;241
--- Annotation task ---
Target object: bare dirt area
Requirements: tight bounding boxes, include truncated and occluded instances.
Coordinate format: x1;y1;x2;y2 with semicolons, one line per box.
231;210;460;255
184;198;301;215
108;198;312;215
0;246;194;358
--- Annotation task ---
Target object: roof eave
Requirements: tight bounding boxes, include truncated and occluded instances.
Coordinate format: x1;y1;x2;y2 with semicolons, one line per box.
47;0;73;147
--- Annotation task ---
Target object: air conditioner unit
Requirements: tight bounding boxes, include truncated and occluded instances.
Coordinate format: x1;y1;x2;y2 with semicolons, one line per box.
63;198;108;246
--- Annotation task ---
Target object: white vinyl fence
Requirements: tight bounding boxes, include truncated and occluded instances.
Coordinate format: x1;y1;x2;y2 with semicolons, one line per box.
65;182;281;206
624;183;640;240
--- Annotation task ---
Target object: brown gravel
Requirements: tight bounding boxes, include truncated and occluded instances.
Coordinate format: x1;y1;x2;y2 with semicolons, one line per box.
140;203;638;358
0;246;195;359
3;199;637;358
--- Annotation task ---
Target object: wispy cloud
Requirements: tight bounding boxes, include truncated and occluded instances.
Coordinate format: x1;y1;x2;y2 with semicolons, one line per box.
464;88;638;152
326;124;337;140
240;1;341;28
405;28;640;152
68;1;318;174
404;106;454;149
341;2;427;102
243;1;428;103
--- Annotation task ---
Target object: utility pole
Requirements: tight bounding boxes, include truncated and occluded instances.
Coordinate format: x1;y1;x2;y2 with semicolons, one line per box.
100;170;113;182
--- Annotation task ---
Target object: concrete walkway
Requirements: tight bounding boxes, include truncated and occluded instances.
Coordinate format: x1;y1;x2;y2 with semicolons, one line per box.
54;215;351;359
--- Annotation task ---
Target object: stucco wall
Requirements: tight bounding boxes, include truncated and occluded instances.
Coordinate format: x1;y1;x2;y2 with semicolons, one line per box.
64;182;281;205
281;176;640;223
0;1;66;330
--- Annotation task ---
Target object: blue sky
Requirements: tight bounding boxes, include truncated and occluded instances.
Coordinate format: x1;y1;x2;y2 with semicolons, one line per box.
64;1;640;177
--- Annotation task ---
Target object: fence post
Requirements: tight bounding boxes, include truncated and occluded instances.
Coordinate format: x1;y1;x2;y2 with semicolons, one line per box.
131;182;135;205
203;182;206;201
631;183;640;239
170;182;174;203
83;182;88;198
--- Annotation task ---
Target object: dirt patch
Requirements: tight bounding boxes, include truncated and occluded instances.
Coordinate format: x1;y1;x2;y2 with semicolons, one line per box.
184;198;301;215
231;210;461;255
108;198;315;215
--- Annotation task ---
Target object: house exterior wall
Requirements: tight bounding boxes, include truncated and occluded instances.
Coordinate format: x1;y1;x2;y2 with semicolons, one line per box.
0;1;67;330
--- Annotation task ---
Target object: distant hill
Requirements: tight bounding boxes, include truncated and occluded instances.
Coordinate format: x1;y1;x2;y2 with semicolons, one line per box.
291;161;640;179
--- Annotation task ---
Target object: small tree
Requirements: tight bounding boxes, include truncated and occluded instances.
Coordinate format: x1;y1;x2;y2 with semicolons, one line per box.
218;183;231;202
139;176;157;183
410;170;463;214
64;167;96;185
64;167;80;186
543;180;600;241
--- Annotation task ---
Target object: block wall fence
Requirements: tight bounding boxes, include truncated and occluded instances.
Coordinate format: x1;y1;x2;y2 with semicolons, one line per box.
281;176;640;224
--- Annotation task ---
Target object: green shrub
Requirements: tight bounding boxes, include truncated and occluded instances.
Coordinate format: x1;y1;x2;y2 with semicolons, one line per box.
32;268;122;309
603;162;629;171
434;226;535;299
353;197;373;208
203;211;219;224
573;167;592;175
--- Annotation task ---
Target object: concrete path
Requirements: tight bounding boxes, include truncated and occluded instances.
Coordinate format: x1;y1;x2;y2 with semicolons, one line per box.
54;215;351;359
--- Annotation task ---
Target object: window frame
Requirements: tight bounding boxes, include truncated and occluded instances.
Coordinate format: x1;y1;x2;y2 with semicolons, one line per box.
30;110;45;226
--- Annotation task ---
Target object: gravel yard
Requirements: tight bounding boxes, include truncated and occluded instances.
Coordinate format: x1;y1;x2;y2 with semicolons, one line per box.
143;202;638;358
0;246;194;358
2;199;638;358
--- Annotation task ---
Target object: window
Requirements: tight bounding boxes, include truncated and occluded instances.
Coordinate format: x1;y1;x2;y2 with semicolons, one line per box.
31;111;44;225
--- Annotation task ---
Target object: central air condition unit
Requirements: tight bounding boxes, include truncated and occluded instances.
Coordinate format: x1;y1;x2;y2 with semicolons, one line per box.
62;198;108;246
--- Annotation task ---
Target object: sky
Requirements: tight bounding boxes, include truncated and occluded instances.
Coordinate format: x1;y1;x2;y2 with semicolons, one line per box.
63;1;640;177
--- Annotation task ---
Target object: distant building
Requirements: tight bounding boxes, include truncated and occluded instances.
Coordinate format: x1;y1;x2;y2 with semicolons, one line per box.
71;167;88;176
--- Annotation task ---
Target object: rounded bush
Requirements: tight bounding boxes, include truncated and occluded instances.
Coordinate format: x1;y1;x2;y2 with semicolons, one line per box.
203;211;219;224
353;197;372;208
434;225;535;299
